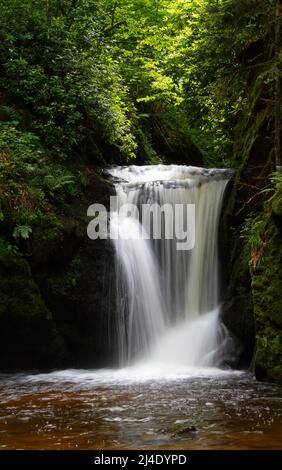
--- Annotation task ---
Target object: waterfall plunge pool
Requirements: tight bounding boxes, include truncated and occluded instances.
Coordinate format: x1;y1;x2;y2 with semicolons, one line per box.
0;369;282;450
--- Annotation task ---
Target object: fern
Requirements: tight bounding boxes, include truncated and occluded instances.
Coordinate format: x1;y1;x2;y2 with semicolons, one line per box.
13;224;32;240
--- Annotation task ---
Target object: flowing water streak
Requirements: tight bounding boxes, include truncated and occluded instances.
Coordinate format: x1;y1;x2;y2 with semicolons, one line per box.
109;165;232;368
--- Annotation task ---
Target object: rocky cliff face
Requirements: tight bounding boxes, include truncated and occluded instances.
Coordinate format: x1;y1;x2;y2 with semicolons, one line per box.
0;241;65;370
222;170;282;384
0;170;116;371
251;189;282;383
220;181;255;370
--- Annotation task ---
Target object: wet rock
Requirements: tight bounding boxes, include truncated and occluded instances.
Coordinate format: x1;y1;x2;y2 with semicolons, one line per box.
35;170;117;368
0;239;66;371
0;170;117;371
170;423;198;437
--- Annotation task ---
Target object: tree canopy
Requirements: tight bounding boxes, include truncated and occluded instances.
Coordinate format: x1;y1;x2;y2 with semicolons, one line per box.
0;0;280;242
0;0;278;164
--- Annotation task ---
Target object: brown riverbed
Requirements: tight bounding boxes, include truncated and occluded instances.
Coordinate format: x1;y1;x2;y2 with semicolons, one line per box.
0;369;282;450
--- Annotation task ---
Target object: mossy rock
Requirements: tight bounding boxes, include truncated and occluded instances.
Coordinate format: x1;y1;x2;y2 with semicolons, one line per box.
32;172;117;368
255;328;282;383
251;215;282;383
0;239;66;370
268;365;282;383
171;424;197;437
251;220;282;328
221;231;255;368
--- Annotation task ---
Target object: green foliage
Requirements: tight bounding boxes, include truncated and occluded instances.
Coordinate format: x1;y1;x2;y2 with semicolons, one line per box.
0;0;137;161
0;0;279;252
44;174;76;199
0;123;84;251
13;225;32;240
241;214;266;252
0;0;276;167
179;0;275;164
240;171;282;270
256;328;282;371
270;169;282;188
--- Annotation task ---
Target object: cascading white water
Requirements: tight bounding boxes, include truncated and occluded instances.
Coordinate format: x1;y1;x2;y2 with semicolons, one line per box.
109;165;233;369
110;214;166;363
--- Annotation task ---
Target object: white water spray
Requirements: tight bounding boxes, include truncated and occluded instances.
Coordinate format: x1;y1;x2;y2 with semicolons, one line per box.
109;165;232;369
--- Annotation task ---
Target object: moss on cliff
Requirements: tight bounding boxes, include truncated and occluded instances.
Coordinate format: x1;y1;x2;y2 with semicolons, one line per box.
237;175;282;383
255;328;282;379
251;193;282;383
0;164;116;371
0;238;66;370
222;166;282;384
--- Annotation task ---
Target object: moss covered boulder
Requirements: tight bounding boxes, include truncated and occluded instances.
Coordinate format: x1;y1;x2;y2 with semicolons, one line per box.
252;214;282;383
0;239;66;371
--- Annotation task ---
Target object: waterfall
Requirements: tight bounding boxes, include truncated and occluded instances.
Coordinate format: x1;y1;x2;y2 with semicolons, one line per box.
108;165;232;369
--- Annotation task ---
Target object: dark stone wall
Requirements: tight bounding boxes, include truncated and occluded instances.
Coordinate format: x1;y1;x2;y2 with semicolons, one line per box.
0;171;117;371
220;181;256;370
220;168;282;383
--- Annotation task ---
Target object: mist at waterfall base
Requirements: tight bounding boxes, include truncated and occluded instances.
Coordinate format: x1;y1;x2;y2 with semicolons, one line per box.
108;165;235;376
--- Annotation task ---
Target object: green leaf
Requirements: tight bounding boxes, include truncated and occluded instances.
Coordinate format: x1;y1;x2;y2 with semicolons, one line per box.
13;225;33;240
